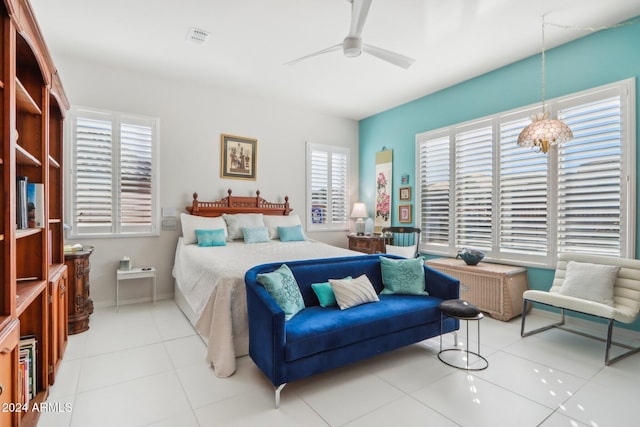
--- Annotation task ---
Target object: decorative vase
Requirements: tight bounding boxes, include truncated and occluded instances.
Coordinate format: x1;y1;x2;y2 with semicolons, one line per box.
456;248;485;266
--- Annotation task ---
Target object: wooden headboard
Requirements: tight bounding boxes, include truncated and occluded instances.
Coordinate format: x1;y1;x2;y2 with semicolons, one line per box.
187;189;292;217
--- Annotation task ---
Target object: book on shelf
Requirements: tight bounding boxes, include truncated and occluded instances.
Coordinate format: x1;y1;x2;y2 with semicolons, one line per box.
16;176;28;229
27;182;45;228
19;335;37;404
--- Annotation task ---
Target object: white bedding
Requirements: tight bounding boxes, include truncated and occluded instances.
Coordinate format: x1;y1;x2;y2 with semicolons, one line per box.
172;237;361;377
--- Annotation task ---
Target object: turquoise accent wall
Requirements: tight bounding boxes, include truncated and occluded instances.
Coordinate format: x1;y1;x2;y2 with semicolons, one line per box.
360;19;640;330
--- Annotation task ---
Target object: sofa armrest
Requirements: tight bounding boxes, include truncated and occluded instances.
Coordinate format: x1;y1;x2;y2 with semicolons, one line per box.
245;269;287;386
424;265;460;300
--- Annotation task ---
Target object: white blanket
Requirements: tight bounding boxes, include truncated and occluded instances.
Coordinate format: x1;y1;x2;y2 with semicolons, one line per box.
172;238;361;377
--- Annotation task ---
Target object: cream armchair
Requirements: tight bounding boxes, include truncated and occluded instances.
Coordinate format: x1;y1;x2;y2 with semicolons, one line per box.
521;253;640;365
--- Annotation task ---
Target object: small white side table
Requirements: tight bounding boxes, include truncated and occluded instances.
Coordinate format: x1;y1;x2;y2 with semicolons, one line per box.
116;267;156;311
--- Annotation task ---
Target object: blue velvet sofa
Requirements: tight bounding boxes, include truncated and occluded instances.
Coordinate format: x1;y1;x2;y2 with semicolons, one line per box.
245;254;460;407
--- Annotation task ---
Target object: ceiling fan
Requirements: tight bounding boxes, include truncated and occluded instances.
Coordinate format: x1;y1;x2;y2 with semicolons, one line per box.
285;0;415;69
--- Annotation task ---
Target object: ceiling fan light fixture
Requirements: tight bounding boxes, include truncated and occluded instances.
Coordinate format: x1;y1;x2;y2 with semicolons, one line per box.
343;37;362;57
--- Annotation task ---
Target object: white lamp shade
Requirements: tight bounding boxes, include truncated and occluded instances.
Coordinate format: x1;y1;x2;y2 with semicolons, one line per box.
350;203;368;219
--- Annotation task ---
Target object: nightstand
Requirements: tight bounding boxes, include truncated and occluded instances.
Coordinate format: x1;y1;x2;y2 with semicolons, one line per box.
347;234;391;254
116;267;157;311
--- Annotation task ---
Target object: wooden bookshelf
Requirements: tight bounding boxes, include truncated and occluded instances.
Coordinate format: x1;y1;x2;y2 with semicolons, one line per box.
0;1;70;425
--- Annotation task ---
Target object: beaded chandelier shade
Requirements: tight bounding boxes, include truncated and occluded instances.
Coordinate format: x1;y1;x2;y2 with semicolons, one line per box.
517;18;573;154
517;112;574;154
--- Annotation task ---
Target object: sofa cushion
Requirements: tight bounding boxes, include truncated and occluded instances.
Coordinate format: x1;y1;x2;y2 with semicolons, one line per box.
258;264;305;320
330;274;380;309
311;276;352;307
284;294;441;362
380;256;427;296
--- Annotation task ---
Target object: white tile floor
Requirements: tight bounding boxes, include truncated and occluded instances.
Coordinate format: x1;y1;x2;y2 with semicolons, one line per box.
38;300;640;427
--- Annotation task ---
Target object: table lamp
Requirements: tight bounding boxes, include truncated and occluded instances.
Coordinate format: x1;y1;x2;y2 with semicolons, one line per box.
350;202;368;236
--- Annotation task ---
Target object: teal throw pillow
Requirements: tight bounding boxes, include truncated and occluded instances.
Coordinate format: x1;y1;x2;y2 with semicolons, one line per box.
242;226;270;244
278;225;305;242
311;276;352;307
257;264;305;320
380;256;427;295
195;229;227;247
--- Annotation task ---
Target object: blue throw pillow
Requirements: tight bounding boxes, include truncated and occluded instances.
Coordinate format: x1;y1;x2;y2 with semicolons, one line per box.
242;226;270;244
380;256;427;295
278;225;305;242
311;276;352;307
195;229;226;247
257;264;305;320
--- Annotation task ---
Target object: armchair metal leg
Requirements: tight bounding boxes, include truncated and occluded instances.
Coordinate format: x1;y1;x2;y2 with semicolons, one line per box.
275;383;286;408
520;299;565;337
604;319;640;365
522;300;640;366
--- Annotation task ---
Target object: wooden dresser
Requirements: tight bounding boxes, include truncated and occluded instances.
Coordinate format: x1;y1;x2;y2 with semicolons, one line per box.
347;234;391;254
65;247;95;334
426;257;530;321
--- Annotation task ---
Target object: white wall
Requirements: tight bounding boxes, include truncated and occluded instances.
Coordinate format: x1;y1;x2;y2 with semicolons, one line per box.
58;56;359;308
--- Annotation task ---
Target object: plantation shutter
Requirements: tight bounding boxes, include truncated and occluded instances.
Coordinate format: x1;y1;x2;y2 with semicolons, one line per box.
74;114;114;233
418;135;451;247
120;118;154;231
499;116;549;256
557;96;623;256
307;143;350;230
330;151;349;224
70;107;158;237
454;125;493;251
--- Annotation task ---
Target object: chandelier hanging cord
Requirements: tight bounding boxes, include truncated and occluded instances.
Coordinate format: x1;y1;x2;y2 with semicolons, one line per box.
518;16;639;154
540;16;546;114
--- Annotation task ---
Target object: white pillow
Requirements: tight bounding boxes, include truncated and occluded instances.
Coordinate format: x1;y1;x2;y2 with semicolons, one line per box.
558;261;620;306
329;274;379;310
222;213;265;240
263;214;302;239
385;244;417;258
180;213;228;245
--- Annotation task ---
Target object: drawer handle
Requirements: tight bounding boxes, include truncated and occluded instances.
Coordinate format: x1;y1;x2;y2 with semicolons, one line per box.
0;347;10;355
0;384;3;395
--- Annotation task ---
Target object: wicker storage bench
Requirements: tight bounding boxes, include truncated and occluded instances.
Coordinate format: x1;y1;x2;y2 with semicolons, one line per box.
426;258;529;321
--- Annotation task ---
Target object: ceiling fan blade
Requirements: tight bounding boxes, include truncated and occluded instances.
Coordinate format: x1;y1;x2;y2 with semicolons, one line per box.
283;43;343;66
362;43;415;69
348;0;372;37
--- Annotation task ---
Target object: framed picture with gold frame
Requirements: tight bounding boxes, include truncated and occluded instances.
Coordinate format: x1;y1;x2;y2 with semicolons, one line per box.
398;204;412;223
399;186;411;201
221;134;257;180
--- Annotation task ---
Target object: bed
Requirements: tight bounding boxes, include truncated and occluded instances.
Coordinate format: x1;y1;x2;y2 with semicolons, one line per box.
172;190;362;377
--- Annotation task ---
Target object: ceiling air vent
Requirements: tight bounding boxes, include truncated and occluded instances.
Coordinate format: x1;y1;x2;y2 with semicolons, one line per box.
186;27;210;45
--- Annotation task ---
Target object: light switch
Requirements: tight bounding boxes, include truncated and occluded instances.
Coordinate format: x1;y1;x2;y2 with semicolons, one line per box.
162;207;177;217
162;218;177;231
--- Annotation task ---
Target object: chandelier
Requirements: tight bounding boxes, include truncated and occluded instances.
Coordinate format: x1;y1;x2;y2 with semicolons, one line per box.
517;17;573;154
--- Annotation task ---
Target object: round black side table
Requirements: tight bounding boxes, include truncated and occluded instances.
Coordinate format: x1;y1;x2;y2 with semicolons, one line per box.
438;299;489;370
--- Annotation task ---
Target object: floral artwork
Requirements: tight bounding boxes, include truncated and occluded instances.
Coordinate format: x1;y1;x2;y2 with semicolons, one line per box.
375;150;392;232
376;172;390;222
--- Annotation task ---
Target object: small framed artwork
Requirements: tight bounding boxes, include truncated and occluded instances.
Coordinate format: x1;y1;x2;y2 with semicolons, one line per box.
221;134;257;180
399;204;412;223
399;186;411;201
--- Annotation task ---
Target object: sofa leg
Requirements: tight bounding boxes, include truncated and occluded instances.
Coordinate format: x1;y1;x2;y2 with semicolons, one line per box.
275;383;286;408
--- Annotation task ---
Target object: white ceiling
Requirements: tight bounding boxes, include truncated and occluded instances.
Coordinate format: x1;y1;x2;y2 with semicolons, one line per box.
30;0;640;120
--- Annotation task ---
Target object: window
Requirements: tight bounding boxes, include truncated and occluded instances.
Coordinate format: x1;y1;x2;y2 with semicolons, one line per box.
67;107;159;237
306;142;349;231
416;79;635;267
